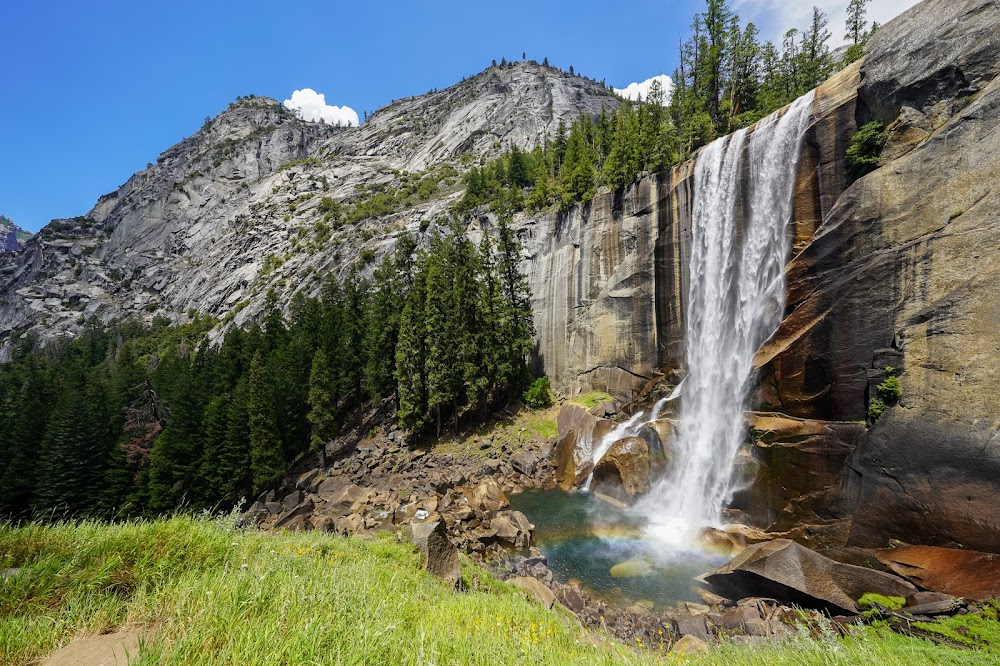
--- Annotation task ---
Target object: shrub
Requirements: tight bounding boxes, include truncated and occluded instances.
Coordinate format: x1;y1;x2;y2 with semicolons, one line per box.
868;397;887;421
523;377;553;409
877;375;902;402
847;121;888;179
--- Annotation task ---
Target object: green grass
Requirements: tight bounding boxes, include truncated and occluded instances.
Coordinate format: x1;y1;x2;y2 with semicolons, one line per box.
0;514;655;665
2;515;997;665
569;392;615;410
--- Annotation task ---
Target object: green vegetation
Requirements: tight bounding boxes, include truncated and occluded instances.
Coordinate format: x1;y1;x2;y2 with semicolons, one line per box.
317;164;460;229
3;517;998;666
878;375;902;402
523;377;554;410
260;253;283;275
868;398;888;421
915;600;1000;650
860;593;907;612
847;121;889;179
0;222;535;518
571;392;616;409
0;515;655;666
870;367;903;422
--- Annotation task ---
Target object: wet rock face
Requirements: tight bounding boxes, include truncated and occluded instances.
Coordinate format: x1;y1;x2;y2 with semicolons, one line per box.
554;404;610;490
590;436;650;502
731;413;864;534
523;167;693;397
751;0;1000;552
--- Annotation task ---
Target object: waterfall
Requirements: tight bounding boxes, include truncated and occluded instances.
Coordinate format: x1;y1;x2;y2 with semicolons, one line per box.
642;91;815;544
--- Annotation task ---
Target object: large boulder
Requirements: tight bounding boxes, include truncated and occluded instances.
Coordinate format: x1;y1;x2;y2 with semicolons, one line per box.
876;545;1000;600
554;404;612;490
323;484;373;516
509;576;556;609
590;437;650;502
490;510;534;550
705;539;916;614
464;478;508;514
404;520;461;589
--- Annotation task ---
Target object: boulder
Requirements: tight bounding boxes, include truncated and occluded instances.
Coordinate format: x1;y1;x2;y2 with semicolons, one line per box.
464;478;508;514
316;475;351;497
404;520;461;589
509;576;556;609
281;490;303;513
324;484;372;516
673;615;711;642
555;404;612;490
590;436;650;502
274;498;314;530
876;545;1000;600
556;585;586;613
490;510;534;550
510;450;539;476
334;513;364;536
705;539;916;614
671;634;709;655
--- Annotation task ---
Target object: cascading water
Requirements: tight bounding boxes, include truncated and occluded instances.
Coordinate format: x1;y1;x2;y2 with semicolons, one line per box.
640;91;815;544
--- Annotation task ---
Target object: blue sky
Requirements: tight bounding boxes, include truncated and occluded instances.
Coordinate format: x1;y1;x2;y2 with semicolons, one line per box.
1;0;917;232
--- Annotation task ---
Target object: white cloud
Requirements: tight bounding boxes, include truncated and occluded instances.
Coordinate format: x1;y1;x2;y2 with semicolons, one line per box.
733;0;922;45
614;75;674;105
283;88;359;127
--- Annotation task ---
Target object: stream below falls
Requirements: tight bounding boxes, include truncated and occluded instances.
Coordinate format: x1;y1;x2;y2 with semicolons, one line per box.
509;489;727;610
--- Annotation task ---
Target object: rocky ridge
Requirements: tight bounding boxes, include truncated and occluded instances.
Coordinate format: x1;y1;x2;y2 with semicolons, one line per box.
0;62;618;358
0;216;29;253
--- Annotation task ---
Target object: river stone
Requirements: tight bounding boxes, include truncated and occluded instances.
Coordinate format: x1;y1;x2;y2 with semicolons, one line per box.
404;520;461;589
876;545;1000;600
609;558;653;579
590;436;650;502
705;539;916;614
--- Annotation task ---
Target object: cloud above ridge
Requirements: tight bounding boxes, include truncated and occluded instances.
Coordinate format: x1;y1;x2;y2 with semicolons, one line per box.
614;75;674;105
283;88;359;127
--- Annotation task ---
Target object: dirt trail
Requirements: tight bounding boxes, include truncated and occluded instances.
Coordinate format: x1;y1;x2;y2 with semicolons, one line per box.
41;629;146;666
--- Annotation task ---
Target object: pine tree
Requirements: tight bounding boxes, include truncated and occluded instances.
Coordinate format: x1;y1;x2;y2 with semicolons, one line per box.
148;360;203;512
307;349;336;468
395;252;429;432
845;0;869;44
248;350;283;495
495;209;535;390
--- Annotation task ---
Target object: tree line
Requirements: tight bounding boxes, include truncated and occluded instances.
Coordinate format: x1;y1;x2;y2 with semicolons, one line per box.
457;0;880;215
0;216;534;520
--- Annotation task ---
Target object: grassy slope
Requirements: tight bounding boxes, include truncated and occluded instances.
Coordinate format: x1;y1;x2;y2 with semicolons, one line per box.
1;516;997;665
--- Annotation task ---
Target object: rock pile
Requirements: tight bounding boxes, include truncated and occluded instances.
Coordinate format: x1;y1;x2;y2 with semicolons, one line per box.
241;422;554;563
